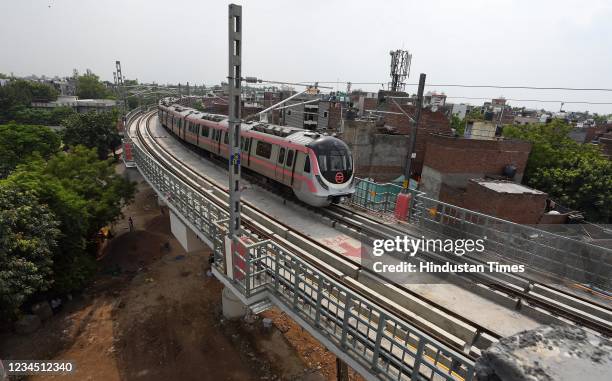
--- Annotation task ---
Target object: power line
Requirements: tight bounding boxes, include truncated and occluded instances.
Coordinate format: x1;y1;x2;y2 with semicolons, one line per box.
300;81;612;92
446;96;612;105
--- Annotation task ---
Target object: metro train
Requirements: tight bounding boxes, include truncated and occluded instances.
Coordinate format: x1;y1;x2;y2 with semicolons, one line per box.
157;98;355;207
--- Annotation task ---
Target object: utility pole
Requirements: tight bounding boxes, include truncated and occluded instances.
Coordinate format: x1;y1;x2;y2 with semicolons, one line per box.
404;73;426;188
228;3;242;245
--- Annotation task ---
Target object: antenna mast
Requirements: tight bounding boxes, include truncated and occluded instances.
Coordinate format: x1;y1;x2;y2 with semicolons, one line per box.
388;50;412;92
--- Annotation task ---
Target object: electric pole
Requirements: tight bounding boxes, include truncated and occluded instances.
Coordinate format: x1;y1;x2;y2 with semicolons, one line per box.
404;73;426;188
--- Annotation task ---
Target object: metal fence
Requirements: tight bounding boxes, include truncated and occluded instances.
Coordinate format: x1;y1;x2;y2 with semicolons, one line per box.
125;109;476;381
412;196;612;289
345;177;611;290
348;178;425;216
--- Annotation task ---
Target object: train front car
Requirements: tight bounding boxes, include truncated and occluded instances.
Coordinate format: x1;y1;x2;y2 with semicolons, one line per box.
299;136;355;207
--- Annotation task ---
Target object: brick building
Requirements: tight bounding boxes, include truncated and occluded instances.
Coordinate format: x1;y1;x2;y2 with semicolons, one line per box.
342;119;410;182
420;134;532;200
441;179;548;225
379;101;453;176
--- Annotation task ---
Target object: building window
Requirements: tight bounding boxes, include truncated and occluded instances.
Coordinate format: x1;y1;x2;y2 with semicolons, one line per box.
323;111;328;118
287;110;291;115
255;141;272;159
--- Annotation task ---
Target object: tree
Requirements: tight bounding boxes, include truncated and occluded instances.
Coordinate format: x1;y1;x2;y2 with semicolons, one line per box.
0;184;60;320
450;115;465;136
0;123;61;178
503;120;612;222
127;95;139;110
465;108;484;122
61;110;122;159
76;71;112;99
0;80;59;123
3;146;136;293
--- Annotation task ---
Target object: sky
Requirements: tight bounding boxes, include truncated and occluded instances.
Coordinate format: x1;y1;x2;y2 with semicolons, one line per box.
1;0;611;114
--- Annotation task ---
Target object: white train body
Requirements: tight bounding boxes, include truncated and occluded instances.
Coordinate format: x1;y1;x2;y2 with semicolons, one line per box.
157;99;355;207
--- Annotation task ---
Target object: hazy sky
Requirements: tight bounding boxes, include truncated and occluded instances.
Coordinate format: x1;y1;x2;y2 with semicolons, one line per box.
1;0;611;114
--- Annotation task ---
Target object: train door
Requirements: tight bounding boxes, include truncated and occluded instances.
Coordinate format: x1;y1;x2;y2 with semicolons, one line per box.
182;117;187;141
285;149;296;185
245;137;252;166
215;129;222;155
275;147;286;183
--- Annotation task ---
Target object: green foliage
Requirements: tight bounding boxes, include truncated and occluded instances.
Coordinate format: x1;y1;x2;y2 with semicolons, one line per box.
0;73;9;79
503;120;612;222
61;111;121;159
0;123;61;178
0;184;60;320
0;80;59;123
12;106;76;126
193;100;205;112
76;71;112;99
450;115;465;136
3;146;136;294
465;108;484;122
127;96;139;110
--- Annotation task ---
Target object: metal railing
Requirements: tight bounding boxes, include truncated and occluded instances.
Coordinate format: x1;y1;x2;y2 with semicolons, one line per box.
345;177;611;290
412;196;612;289
347;178;425;217
124;110;476;380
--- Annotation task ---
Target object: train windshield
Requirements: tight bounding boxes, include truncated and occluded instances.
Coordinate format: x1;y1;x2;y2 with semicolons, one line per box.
309;137;353;184
318;152;352;172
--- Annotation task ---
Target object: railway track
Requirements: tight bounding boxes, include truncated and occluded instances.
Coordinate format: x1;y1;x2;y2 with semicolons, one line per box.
129;110;500;357
130;109;610;360
320;196;612;337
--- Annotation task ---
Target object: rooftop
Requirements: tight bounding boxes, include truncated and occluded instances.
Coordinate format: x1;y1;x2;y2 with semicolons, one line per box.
474;179;545;195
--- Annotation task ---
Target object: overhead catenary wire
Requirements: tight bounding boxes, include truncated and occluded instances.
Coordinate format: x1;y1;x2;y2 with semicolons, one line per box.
444;96;612;105
298;81;612;92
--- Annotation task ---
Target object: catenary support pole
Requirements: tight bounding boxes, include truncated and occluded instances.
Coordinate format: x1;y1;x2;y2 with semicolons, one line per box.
228;3;242;241
403;73;426;189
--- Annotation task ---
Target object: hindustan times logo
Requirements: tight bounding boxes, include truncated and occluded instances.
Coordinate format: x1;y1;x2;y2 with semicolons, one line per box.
372;236;486;257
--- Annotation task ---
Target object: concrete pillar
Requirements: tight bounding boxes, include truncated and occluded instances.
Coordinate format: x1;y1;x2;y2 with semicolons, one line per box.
169;210;207;252
222;287;247;320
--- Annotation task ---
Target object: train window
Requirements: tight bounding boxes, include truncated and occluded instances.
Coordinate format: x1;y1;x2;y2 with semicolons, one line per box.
319;154;348;171
304;156;310;173
286;150;294;167
245;138;252;152
318;155;327;171
278;148;285;164
223;132;229;144
202;126;209;137
255;141;272;159
240;137;244;149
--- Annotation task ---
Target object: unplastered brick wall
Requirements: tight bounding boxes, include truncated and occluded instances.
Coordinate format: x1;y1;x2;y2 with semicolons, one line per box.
381;103;453;175
460;180;548;225
422;134;531;179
